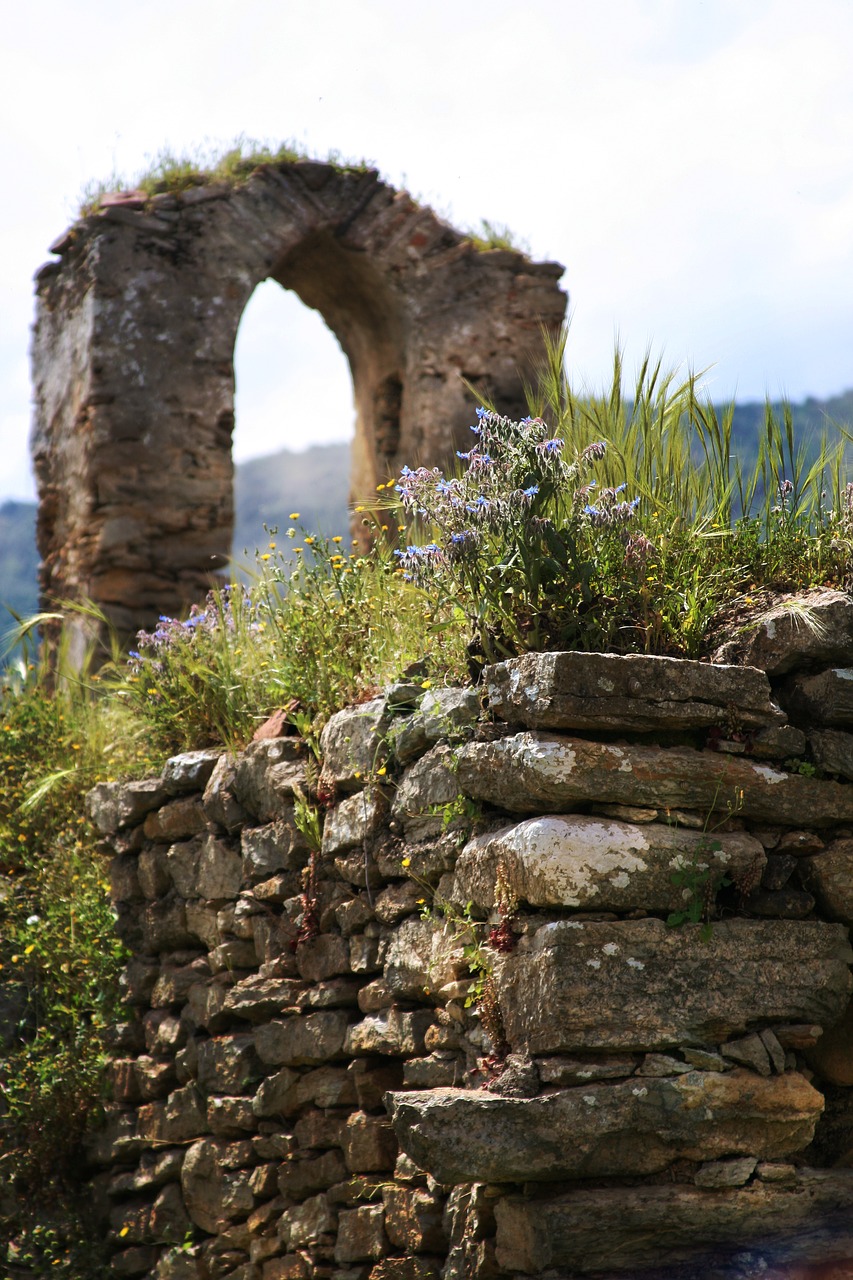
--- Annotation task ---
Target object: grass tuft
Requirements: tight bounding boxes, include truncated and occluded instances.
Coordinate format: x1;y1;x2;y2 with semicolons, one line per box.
77;136;377;214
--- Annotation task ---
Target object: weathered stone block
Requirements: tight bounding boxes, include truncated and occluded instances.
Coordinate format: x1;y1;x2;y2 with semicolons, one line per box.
231;738;310;822
456;731;853;826
181;1138;255;1234
137;845;172;899
203;752;249;833
197;1034;262;1095
150;958;210;1009
109;852;143;904
382;1185;446;1252
805;996;853;1086
810;728;853;779
383;917;466;1000
295;934;350;982
342;1112;398;1172
485;650;783;732
277;1150;347;1198
493;1171;853;1274
294;1109;347;1150
278;1193;337;1247
322;788;388;856
221;975;304;1023
320;699;389;791
142;897;195;952
786;667;853;726
392;745;462;840
162;749;223;794
497;918;852;1053
347;1058;405;1111
345;1010;434;1057
137;1085;207;1144
207;1095;257;1136
710;589;853;675
241;818;308;881
145;796;208;843
800;837;853;925
196;833;242;900
373;881;423;925
448;815;765;914
334;1205;390;1262
392;687;481;765
388;1071;823;1185
254;1011;350;1066
87;778;168;834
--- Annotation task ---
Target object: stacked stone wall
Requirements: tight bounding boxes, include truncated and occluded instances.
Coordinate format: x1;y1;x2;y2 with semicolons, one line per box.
87;597;853;1279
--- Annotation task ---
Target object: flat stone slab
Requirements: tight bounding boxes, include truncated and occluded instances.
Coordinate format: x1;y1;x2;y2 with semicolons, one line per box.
496;918;852;1053
492;1170;853;1275
455;732;853;826
485;651;784;732
387;1070;822;1185
447;816;765;914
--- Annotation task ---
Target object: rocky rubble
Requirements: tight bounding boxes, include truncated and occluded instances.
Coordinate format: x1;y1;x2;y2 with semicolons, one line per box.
81;639;853;1279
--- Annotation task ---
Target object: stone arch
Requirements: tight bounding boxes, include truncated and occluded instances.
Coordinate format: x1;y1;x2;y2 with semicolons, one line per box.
31;160;566;653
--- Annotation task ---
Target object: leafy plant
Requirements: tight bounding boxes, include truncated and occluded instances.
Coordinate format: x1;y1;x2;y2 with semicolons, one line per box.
0;650;143;1276
666;838;731;939
393;407;638;661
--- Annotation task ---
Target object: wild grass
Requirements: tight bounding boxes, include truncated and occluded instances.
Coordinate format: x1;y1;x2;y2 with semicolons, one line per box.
114;524;468;755
78;136;376;214
466;218;529;254
521;330;853;655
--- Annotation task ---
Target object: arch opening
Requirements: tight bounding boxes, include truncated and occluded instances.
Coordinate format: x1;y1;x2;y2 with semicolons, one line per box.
231;280;355;559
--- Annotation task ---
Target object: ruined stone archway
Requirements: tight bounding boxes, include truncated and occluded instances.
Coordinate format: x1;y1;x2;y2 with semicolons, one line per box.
31;159;566;653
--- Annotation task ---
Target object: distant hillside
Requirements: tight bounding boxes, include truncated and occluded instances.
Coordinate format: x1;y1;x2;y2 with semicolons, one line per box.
4;394;853;649
232;441;350;570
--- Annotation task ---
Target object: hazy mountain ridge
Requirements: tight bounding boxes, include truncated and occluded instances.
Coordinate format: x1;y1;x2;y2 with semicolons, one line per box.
3;393;853;642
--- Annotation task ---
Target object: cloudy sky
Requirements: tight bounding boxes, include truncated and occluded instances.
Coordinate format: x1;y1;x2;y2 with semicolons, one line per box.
1;0;852;502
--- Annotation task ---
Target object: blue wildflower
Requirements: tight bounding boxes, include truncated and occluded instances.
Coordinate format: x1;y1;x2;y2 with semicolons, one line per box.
522;484;539;499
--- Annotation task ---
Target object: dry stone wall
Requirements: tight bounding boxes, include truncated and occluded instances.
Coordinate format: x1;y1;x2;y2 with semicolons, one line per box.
88;607;853;1279
30;160;565;658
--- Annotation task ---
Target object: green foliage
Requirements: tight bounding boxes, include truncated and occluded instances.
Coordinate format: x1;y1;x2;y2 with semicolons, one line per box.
0;657;146;1276
467;218;529;253
666;838;731;940
392;327;853;662
116;528;467;753
78;136;375;213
